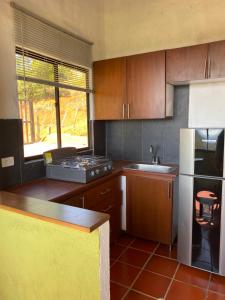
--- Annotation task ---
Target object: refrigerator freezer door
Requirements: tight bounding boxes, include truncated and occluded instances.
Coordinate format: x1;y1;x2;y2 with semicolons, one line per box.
178;175;193;266
180;129;195;176
194;129;224;178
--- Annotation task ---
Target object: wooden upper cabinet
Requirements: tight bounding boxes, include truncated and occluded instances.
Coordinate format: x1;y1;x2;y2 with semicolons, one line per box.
166;44;208;82
126;51;166;119
208;41;225;79
93;57;126;120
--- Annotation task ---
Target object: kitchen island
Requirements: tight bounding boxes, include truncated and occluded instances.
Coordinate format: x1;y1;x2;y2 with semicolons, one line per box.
0;191;110;300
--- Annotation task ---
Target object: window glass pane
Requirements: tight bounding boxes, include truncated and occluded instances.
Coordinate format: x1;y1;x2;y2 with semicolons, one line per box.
17;80;57;157
16;53;54;82
58;65;87;88
59;88;88;149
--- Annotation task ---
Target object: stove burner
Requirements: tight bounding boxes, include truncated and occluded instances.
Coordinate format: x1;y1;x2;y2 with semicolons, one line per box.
58;155;110;169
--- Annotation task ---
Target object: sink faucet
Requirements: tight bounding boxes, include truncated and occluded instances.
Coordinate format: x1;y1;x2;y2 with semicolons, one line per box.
149;145;160;165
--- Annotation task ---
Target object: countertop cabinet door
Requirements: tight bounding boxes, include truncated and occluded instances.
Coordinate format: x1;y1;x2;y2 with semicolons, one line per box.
166;44;208;82
208;41;225;79
126;174;172;244
93;57;126;120
126;51;166;119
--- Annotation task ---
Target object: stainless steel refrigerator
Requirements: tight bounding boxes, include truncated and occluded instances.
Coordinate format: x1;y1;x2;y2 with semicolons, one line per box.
178;128;225;275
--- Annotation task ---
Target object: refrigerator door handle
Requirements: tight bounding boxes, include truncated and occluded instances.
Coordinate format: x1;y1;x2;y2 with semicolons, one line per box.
180;129;195;176
177;175;193;266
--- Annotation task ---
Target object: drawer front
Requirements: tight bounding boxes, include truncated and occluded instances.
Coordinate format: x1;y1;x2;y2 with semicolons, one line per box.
84;179;115;209
63;194;84;208
91;199;113;214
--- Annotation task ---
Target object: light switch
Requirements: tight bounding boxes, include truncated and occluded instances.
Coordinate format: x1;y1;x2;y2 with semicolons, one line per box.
1;157;15;168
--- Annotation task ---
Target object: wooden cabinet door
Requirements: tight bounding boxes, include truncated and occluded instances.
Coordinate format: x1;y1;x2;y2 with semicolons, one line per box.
83;177;122;243
126;174;172;244
126;51;166;119
93;57;126;120
208;41;225;78
166;44;208;82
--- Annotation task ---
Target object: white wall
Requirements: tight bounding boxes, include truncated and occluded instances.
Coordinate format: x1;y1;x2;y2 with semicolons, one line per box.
0;0;19;118
189;81;225;128
99;0;225;60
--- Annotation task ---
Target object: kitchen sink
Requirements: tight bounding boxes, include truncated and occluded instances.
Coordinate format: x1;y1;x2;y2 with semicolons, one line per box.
123;163;176;174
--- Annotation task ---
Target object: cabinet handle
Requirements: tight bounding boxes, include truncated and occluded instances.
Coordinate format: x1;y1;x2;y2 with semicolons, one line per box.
204;58;208;79
122;104;125;119
127;103;130;119
100;188;111;196
76;195;85;208
208;58;211;78
102;205;113;213
168;183;172;199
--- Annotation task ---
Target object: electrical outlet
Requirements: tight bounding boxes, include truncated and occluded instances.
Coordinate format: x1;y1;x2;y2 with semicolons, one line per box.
1;157;15;168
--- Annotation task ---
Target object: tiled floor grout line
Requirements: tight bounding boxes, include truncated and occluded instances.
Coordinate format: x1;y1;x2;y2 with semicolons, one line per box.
110;238;136;268
150;252;177;261
120;243;160;300
204;272;212;300
114;259;177;280
110;279;158;300
110;279;132;290
163;262;180;300
129;288;158;299
172;278;210;291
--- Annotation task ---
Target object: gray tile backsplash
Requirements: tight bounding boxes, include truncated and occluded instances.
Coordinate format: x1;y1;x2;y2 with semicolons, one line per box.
0;119;23;189
106;85;189;164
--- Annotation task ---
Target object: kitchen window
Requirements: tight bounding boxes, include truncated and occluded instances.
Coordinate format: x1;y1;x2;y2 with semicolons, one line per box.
16;48;90;159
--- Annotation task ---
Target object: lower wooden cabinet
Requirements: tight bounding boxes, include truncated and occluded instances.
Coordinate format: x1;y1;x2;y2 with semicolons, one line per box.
83;177;122;243
126;172;174;245
59;177;122;243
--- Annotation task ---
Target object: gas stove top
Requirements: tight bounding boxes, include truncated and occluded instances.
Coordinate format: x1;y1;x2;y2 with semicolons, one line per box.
58;155;111;170
45;154;113;183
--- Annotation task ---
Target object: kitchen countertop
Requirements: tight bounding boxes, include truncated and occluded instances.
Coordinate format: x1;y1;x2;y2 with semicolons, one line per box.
7;160;128;202
7;160;178;202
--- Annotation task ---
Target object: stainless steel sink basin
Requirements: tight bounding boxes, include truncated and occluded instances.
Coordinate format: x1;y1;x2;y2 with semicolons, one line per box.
123;163;176;174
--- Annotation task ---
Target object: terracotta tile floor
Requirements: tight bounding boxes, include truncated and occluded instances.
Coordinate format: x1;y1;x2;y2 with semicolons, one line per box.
110;234;225;300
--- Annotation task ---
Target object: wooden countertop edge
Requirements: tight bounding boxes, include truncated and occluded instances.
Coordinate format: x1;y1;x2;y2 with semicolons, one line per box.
51;168;123;201
0;192;109;233
122;168;178;180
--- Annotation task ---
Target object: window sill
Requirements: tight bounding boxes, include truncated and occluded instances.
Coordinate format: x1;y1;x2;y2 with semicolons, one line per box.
24;148;94;165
